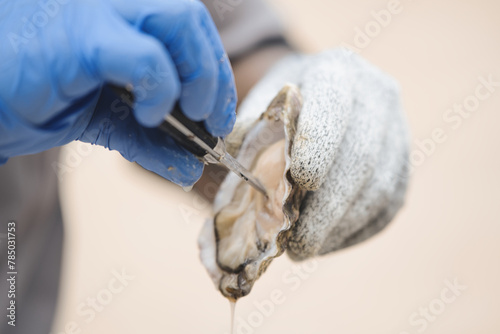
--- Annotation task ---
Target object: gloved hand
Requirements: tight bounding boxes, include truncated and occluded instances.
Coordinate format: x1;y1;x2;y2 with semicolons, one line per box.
231;49;410;260
0;0;236;186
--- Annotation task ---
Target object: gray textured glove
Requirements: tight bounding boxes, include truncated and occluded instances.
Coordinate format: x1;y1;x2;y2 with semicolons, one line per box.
231;49;410;260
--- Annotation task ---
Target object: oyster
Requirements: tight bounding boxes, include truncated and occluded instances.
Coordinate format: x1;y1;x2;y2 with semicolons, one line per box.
198;84;306;300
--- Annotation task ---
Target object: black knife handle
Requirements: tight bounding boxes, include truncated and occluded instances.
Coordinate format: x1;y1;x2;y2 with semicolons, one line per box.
108;84;218;158
158;107;218;157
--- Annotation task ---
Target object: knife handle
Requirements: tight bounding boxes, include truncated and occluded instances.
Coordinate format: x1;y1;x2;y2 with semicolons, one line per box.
159;106;218;158
108;84;218;158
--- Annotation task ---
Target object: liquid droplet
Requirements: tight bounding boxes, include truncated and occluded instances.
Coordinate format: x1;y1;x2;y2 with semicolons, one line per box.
230;300;237;334
182;185;193;192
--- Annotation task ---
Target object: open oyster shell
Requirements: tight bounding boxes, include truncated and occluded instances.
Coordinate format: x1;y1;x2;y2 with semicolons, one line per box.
198;84;306;300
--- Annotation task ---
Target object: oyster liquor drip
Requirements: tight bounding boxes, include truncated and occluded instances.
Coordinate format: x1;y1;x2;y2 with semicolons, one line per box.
199;84;307;301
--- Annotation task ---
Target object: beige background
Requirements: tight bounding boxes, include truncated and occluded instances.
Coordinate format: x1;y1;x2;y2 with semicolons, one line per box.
53;0;500;333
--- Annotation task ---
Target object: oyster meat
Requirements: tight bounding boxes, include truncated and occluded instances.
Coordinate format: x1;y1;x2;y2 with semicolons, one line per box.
198;84;306;300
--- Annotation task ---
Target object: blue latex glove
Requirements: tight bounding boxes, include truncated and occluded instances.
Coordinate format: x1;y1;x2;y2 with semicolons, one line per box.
0;0;236;185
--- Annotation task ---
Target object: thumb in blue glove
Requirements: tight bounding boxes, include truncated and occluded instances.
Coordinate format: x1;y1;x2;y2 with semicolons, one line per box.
0;0;236;186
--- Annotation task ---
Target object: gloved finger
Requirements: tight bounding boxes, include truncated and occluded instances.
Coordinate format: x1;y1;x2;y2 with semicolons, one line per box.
287;123;377;260
290;49;355;191
318;128;409;254
335;159;409;251
80;85;203;186
287;60;405;260
200;8;237;136
82;6;181;127
322;80;410;252
141;1;219;122
112;0;235;135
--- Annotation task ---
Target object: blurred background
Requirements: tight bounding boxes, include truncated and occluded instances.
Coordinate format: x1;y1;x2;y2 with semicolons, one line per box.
52;0;500;333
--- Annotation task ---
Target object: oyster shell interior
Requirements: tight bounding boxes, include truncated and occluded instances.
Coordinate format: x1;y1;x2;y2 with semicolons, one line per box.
199;84;306;300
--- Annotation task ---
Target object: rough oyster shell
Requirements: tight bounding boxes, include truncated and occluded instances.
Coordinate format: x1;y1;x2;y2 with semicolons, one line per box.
198;84;306;300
